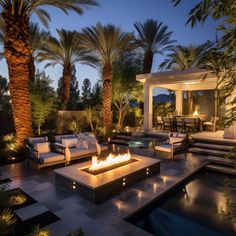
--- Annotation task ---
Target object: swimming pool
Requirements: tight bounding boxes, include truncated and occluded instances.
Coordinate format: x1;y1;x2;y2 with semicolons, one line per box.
127;170;236;236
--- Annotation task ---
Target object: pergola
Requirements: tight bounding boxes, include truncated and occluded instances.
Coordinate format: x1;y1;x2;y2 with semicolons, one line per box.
137;68;236;139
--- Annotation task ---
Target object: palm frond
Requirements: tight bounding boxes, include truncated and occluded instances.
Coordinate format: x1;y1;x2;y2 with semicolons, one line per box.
134;19;176;54
80;23;135;66
0;0;98;28
29;22;50;55
37;29;88;68
159;43;209;71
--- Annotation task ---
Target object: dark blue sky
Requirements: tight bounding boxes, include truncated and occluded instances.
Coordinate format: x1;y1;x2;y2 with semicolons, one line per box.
0;0;218;90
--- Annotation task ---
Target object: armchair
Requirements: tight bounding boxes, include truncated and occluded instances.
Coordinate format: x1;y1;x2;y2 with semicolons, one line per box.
156;116;164;130
203;117;219;132
162;117;173;131
154;134;187;160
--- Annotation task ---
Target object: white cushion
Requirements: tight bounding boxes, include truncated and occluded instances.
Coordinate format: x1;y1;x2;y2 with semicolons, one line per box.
176;133;186;138
169;137;184;145
155;144;172;153
55;135;76;143
34;142;50;153
203;122;213;126
62;138;78;148
39;152;65;164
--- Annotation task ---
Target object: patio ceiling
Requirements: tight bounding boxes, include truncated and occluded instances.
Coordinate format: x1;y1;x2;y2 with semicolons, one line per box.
136;68;218;91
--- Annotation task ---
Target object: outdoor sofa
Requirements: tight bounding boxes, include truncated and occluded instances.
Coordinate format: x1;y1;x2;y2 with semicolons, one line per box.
54;133;108;164
26;133;108;169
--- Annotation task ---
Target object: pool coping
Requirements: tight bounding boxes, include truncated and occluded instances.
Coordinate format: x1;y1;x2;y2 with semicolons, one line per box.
123;161;209;220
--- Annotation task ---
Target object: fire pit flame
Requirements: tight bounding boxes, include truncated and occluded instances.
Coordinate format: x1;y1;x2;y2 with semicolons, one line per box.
89;151;131;171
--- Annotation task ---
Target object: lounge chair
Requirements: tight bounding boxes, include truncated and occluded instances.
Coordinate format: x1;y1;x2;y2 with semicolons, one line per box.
154;133;187;160
203;117;219;132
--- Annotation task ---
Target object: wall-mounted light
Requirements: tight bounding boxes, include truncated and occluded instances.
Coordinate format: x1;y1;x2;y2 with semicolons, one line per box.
146;168;149;175
72;181;76;189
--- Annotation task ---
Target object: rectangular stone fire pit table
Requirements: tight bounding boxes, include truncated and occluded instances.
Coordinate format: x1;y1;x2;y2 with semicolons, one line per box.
54;154;160;203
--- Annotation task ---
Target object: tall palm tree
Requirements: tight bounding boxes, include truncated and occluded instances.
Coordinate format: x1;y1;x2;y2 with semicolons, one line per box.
80;23;135;134
37;29;90;106
159;44;209;114
29;22;49;81
0;0;98;149
134;19;176;73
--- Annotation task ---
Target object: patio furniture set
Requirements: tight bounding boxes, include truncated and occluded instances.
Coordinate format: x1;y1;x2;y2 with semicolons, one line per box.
26;133;108;170
156;116;219;133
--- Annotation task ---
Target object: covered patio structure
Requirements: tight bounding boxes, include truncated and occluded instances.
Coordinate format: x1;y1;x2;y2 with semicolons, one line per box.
137;68;236;139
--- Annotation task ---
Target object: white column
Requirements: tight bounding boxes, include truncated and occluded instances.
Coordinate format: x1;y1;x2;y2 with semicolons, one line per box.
175;90;183;116
224;92;236;139
144;82;153;131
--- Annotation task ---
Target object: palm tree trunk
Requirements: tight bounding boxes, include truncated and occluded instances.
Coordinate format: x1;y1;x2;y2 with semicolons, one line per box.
143;50;154;73
3;13;33;150
62;64;72;106
102;64;112;134
28;54;35;81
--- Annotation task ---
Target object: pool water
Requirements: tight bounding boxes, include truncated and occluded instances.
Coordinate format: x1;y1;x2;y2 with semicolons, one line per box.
128;171;236;236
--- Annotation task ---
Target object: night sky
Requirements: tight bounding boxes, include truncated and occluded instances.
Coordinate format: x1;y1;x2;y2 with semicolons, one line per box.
0;0;218;92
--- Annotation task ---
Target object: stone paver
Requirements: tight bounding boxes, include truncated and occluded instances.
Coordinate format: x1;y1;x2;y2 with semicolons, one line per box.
0;147;207;236
14;203;49;221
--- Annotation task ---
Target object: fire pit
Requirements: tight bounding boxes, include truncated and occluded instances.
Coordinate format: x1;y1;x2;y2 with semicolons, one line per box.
82;152;137;175
54;153;160;203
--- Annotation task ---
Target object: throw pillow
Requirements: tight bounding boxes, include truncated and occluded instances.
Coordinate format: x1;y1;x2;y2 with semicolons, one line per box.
34;142;50;153
169;137;184;145
62;138;78;148
82;140;88;149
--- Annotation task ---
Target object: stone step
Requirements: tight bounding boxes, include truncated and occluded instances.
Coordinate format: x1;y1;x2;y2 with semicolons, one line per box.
188;147;229;157
206;164;236;175
192;142;234;151
206;155;235;166
191;137;236;146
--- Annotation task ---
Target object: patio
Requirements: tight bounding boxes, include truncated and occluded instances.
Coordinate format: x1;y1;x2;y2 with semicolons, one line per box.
0;147;207;235
137;68;236;139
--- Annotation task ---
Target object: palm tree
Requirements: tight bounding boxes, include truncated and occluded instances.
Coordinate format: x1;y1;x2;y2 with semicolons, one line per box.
80;23;135;134
29;22;49;81
37;29;90;106
159;44;208;71
134;19;176;73
0;0;98;149
159;44;209;114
